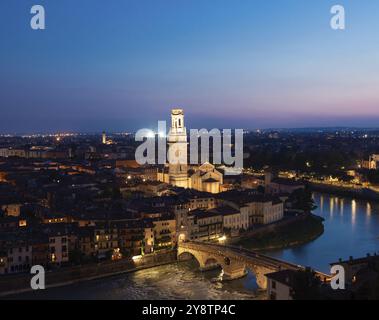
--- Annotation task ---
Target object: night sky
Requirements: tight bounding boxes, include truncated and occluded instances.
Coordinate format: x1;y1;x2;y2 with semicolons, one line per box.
1;0;379;133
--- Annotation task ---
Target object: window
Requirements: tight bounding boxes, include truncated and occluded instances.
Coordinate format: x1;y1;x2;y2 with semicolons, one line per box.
272;281;276;290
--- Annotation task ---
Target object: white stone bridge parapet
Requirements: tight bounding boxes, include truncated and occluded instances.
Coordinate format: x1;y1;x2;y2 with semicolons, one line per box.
178;241;331;289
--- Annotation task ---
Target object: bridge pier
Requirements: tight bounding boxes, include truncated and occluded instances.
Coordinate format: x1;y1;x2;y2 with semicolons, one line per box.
248;265;281;289
255;271;268;289
222;263;247;281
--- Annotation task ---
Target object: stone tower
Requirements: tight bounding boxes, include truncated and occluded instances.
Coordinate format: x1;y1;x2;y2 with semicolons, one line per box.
167;108;188;188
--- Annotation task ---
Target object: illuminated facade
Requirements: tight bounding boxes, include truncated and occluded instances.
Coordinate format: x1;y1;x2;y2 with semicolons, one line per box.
157;109;223;193
167;109;189;188
361;154;379;170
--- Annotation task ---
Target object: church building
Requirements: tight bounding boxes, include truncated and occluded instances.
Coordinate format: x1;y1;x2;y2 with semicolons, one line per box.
157;109;224;194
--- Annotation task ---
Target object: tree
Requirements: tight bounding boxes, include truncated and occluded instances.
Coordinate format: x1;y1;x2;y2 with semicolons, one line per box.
289;187;317;213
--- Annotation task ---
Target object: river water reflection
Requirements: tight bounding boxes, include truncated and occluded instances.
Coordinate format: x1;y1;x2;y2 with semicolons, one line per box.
266;192;379;273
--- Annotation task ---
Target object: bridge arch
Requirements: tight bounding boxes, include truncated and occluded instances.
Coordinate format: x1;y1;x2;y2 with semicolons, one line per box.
177;245;247;281
177;248;218;270
203;257;221;270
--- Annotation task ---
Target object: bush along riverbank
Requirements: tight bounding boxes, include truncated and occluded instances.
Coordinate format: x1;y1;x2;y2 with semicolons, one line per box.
235;214;325;251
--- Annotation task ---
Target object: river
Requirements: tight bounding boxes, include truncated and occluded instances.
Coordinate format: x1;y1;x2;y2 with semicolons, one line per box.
266;192;379;273
8;192;379;299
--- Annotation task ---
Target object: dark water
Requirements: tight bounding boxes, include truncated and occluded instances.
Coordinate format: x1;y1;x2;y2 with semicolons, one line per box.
266;192;379;273
8;192;379;299
9;260;263;300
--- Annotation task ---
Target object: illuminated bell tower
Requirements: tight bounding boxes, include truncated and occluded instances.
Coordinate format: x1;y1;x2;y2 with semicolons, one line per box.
102;131;106;144
167;108;188;188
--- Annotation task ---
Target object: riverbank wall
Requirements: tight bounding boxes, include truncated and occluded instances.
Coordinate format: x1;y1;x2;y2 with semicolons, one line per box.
0;249;177;298
309;182;379;202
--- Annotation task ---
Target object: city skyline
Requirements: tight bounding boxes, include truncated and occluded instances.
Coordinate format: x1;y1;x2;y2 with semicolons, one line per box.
1;1;379;303
2;1;379;133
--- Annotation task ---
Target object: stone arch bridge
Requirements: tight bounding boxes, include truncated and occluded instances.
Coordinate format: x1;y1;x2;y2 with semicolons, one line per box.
178;241;330;289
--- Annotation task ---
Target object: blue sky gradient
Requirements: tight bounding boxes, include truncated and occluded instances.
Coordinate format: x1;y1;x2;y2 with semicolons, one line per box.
1;0;379;133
